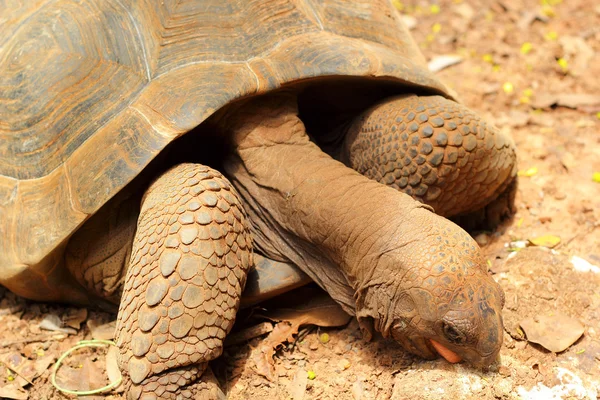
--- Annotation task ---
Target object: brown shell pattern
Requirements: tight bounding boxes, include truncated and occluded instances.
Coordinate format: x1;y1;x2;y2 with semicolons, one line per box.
0;0;449;284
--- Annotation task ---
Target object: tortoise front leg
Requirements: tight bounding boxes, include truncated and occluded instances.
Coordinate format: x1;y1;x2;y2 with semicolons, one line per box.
115;163;252;400
339;94;517;221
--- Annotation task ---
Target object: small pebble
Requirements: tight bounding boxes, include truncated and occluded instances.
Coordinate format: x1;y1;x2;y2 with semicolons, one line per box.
338;359;351;370
352;380;364;400
309;342;319;351
475;233;489;246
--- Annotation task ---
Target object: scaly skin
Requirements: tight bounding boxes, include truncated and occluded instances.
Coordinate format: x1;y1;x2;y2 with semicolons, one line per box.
220;93;506;369
340;94;517;217
66;92;513;398
114;164;251;399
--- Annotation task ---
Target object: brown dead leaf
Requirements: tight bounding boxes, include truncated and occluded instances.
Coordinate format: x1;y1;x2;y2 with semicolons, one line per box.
532;93;600;110
263;294;352;329
481;82;501;96
86;318;116;340
0;384;28;400
289;368;308;400
33;355;55;378
252;322;294;381
517;11;537;30
495;111;531;128
55;357;106;394
559;152;576;171
54;364;81;392
0;297;24;316
80;358;106;392
530;93;559;109
63;308;88;330
0;353;35;387
105;345;122;391
559;36;594;76
224;321;274;347
556;94;600;109
520;312;585;353
251;292;351;381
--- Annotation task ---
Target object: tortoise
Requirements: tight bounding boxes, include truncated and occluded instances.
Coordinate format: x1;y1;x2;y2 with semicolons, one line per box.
0;0;517;398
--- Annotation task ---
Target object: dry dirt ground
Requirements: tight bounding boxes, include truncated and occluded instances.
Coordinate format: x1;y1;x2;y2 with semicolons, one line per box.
1;0;600;399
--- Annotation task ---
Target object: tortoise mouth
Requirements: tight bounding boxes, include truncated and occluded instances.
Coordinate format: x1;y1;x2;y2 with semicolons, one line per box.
429;339;462;363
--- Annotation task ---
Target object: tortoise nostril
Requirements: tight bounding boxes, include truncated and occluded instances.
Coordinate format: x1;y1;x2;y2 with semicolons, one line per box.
442;321;466;344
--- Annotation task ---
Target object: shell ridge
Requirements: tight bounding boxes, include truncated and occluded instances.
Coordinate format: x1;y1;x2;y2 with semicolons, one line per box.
113;0;152;81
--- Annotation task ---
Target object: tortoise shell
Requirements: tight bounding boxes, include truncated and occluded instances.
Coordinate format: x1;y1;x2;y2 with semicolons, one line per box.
0;0;450;302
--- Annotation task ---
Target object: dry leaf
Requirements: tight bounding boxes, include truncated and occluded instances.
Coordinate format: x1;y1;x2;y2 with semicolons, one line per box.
55;358;105;394
0;297;24;316
528;235;561;248
263;295;352;329
495;111;531;128
251;292;351;380
517;11;537;30
39;314;77;335
224;322;274;347
63;308;88;330
520;313;585;352
560;152;577;171
33;355;55;378
80;358;106;392
252;322;294;381
54;365;81;392
0;384;28;400
530;93;558;109
86;319;116;340
105;345;122;390
289;368;308;400
0;353;35;388
556;94;600;109
532;93;600;110
352;380;365;400
559;36;594;76
481;82;501;95
428;55;463;73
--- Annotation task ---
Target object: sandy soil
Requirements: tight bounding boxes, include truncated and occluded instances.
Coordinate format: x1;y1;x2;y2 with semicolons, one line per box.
1;1;599;399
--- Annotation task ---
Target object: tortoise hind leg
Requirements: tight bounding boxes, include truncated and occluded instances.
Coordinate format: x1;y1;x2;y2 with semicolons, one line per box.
115;163;252;399
340;94;517;221
64;188;140;305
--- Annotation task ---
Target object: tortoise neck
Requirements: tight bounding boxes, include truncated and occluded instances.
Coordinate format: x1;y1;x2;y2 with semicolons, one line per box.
219;94;427;312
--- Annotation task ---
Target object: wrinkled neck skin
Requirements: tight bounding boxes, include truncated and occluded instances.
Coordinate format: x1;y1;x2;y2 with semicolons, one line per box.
218;93;423;308
217;93;504;368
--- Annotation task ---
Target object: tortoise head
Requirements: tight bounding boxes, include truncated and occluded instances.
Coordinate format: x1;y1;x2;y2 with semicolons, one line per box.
355;214;505;368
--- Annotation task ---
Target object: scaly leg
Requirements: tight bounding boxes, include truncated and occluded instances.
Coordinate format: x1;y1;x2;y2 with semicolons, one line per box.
115;163;252;399
340;94;517;220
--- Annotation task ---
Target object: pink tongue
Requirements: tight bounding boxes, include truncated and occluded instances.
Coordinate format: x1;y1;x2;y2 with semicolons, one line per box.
430;339;462;363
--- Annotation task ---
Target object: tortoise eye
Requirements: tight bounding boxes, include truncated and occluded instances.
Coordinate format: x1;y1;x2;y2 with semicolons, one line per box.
442;322;465;344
